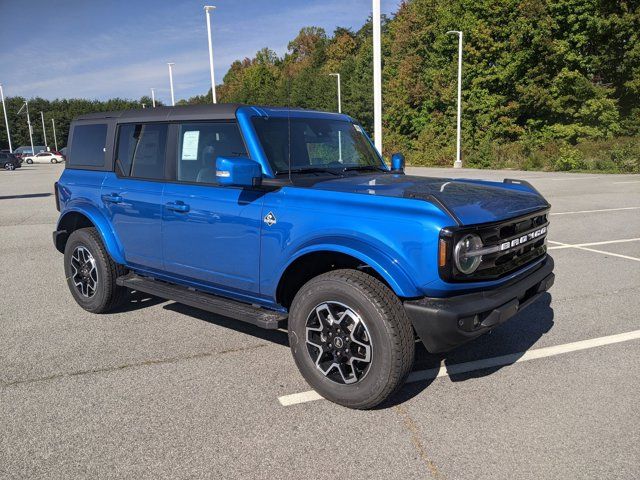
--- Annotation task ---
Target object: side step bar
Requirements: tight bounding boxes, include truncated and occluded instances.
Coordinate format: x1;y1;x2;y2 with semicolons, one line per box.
116;273;287;329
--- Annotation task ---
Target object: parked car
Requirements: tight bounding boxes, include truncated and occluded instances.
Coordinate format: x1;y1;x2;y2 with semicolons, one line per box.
14;145;47;157
59;147;68;161
53;104;554;409
0;152;22;170
23;151;64;164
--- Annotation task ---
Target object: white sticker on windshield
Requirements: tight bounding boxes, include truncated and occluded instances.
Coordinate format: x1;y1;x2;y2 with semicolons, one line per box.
353;124;363;133
182;130;200;160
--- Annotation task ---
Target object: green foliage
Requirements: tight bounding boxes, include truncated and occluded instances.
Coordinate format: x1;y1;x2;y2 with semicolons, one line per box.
0;96;161;151
1;0;637;174
214;0;639;172
554;145;586;171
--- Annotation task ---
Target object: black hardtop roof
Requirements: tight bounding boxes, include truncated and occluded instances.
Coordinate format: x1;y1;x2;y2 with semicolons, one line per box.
74;103;245;123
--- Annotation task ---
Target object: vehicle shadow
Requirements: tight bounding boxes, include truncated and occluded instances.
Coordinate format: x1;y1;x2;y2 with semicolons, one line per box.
163;302;290;347
0;192;53;200
379;293;555;408
124;289;553;408
110;290;166;313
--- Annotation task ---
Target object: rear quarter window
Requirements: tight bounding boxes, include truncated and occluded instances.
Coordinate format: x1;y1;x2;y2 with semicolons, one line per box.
69;124;108;167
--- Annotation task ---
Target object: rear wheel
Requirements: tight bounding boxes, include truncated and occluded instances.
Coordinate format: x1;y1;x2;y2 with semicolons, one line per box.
64;227;128;313
26;158;33;164
288;269;415;409
4;162;15;170
50;158;57;164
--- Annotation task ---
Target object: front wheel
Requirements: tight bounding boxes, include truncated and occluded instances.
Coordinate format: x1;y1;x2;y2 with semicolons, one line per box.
50;158;57;164
63;227;128;313
4;163;15;170
288;269;415;409
26;158;33;164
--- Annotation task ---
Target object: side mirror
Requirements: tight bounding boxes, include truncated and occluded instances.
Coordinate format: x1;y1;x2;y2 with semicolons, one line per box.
216;156;262;187
390;152;405;173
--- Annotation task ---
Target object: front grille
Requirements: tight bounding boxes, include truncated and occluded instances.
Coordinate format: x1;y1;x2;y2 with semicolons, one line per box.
440;209;549;282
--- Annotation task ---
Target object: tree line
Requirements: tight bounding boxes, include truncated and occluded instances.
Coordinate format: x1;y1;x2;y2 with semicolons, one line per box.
1;0;638;172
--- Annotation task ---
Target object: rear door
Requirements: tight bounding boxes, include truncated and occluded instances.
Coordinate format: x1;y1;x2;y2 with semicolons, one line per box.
161;121;264;297
101;123;168;271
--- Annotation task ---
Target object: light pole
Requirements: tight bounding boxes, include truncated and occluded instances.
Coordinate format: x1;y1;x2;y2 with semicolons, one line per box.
204;5;217;104
167;63;176;106
329;73;341;113
40;111;48;148
151;88;156;107
330;73;342;162
372;0;382;155
0;84;12;152
17;101;34;155
446;30;463;168
51;118;58;151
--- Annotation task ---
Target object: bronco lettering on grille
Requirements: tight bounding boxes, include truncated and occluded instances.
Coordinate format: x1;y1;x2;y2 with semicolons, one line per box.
500;226;547;251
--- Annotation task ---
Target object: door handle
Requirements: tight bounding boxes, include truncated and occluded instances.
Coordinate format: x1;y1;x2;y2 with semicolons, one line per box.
166;201;190;213
101;193;123;204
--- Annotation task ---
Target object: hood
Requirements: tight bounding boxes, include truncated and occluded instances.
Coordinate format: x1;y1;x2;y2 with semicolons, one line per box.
304;173;549;225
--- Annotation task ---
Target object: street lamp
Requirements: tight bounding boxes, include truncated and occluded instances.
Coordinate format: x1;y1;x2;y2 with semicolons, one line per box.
51;118;58;151
0;84;12;152
17;101;34;156
329;73;343;162
446;30;463;168
167;63;176;106
40;111;48;148
329;73;341;113
372;0;382;155
204;5;217;104
151;88;156;108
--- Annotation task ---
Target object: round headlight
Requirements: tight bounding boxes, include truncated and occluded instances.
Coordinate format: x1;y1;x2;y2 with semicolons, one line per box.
454;234;483;274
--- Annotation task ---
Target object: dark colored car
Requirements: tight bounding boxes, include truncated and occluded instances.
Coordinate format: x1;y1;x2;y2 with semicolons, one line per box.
0;152;22;170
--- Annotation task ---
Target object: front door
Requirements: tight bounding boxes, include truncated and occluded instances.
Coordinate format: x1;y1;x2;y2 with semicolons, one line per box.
161;121;263;298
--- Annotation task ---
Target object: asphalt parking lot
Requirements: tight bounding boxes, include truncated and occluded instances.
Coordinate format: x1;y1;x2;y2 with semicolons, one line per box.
1;164;639;479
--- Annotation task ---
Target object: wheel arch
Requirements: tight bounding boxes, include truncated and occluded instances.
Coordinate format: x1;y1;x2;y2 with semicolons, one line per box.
55;206;125;264
275;244;419;309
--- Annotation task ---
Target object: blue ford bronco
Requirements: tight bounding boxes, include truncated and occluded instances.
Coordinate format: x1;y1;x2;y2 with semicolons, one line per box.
53;104;554;408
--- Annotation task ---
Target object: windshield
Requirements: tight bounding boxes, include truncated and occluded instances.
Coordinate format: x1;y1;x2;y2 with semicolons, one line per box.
251;117;382;174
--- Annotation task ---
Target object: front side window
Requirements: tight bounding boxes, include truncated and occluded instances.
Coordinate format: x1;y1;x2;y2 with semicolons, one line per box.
251;117;381;174
69;124;107;166
115;123;168;180
176;122;247;184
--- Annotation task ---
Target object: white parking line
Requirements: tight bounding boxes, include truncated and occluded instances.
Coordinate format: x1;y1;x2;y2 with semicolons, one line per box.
613;181;640;184
548;240;640;262
550;176;603;181
278;330;640;406
550;206;640;216
548;238;640;250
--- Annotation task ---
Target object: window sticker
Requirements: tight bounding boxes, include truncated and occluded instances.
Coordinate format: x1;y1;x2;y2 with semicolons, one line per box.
353;124;363;133
182;130;200;160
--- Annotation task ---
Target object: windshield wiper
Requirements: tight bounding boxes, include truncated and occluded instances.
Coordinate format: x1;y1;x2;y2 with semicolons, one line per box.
277;167;342;176
342;165;388;173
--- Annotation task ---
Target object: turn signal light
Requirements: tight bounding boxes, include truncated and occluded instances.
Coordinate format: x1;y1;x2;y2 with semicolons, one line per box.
439;238;448;267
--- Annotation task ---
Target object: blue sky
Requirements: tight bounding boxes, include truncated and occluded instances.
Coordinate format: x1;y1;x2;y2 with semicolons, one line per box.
0;0;399;103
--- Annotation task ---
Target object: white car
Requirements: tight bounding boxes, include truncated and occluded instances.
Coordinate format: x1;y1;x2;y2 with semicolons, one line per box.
23;152;64;164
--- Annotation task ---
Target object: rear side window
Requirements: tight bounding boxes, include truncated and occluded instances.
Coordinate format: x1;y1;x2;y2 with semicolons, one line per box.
69;124;108;166
115;123;168;180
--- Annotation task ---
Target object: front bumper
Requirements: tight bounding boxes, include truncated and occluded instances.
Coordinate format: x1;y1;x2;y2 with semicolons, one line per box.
404;256;554;353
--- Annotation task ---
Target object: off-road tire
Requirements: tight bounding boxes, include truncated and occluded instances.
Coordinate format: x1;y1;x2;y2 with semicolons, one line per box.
288;269;415;409
64;227;128;313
